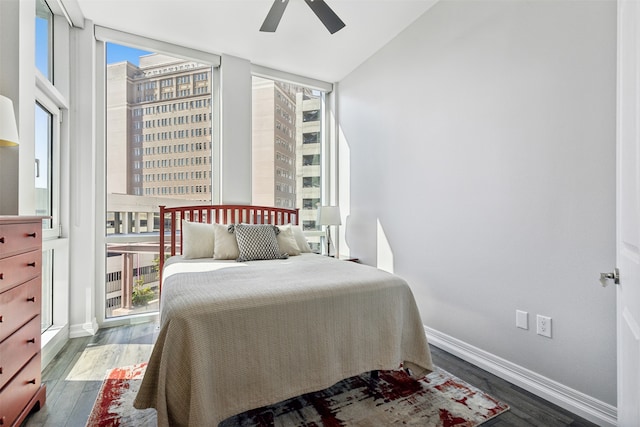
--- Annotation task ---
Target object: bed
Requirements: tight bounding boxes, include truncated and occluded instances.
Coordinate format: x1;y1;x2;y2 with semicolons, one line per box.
134;205;433;426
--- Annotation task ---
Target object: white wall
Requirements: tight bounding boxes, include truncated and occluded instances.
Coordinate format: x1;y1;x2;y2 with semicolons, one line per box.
220;54;252;205
0;0;35;215
338;0;616;409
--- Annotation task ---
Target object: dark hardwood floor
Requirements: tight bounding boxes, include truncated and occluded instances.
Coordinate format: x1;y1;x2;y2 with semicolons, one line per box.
22;322;599;426
429;346;599;427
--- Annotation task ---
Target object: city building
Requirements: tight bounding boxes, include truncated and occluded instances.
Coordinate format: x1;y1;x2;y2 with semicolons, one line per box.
252;77;324;252
251;77;297;209
106;53;213;204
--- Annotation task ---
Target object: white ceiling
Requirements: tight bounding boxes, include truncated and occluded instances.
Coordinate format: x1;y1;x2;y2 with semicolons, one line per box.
71;0;438;82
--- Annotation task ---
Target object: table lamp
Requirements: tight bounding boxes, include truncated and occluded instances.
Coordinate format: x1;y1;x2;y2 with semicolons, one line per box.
0;95;20;147
319;205;341;256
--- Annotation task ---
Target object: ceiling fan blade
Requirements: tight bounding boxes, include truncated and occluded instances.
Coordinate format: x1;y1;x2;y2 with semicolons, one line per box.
260;0;290;32
303;0;345;34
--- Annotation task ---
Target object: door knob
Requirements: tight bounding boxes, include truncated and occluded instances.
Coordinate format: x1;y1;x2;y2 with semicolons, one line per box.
600;268;620;287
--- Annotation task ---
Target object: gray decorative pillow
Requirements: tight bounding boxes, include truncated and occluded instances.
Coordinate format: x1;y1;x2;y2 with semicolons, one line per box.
231;224;289;262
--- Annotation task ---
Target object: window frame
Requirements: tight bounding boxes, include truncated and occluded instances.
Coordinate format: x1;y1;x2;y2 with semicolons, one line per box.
251;72;330;217
34;83;62;240
251;66;335;254
34;3;72;366
35;0;54;82
95;27;221;325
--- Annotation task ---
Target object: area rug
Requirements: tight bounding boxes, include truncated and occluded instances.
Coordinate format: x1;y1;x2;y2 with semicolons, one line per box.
86;363;509;426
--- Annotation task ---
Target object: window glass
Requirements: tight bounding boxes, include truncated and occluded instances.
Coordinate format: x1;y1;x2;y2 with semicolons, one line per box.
303;132;320;144
303;110;320;122
105;42;214;318
252;76;324;252
303;176;321;188
35;0;53;80
302;154;320;166
303;198;320;209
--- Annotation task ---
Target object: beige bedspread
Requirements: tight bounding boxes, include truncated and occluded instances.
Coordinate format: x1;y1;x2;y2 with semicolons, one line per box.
134;253;432;426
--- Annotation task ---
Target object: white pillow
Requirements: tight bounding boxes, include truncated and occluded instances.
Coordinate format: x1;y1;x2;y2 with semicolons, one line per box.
181;220;215;259
213;223;240;260
276;224;301;256
291;225;312;253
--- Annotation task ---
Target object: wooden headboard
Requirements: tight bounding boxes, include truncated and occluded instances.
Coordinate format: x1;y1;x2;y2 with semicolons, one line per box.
158;204;299;289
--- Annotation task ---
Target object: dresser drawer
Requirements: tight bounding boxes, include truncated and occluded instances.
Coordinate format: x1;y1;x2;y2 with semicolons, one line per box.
0;251;41;294
0;223;41;259
0;352;41;427
0;315;40;391
0;278;41;343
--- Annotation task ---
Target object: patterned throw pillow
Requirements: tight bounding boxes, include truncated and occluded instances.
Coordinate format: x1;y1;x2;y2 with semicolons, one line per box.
232;224;289;262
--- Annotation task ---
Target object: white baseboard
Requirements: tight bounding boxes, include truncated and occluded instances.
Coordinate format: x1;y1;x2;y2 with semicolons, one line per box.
70;318;99;338
425;326;617;427
41;325;69;369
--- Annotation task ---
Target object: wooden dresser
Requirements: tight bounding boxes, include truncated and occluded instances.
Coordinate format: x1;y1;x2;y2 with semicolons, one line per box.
0;217;46;426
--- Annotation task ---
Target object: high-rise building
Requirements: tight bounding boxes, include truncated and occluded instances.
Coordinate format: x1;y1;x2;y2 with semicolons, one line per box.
106;53;213;202
251;78;324;252
252;77;297;209
296;90;323;248
108;56;323;251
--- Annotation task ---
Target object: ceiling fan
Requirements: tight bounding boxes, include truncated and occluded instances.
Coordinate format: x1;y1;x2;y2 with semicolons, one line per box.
260;0;346;34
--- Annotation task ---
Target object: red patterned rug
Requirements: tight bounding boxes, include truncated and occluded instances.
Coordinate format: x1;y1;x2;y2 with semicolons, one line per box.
86;363;509;426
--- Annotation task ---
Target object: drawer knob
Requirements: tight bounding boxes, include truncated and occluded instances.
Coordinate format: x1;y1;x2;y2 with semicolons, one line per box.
0;366;3;374
27;338;36;344
1;415;5;425
27;232;37;238
0;236;4;243
27;296;36;302
27;378;37;385
0;315;2;322
0;273;3;280
28;262;37;267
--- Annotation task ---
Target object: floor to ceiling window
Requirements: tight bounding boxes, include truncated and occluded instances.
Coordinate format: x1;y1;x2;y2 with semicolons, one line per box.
35;0;66;334
251;76;326;252
104;42;215;318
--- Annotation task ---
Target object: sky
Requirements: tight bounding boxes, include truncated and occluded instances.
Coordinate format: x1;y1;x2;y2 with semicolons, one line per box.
106;43;153;66
35;17;49;78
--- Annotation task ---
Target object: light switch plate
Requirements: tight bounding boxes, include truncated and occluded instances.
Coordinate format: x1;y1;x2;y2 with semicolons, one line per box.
516;310;528;330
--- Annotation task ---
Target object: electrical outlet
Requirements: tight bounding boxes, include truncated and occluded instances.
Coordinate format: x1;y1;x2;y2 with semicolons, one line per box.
536;315;552;338
516;310;528;330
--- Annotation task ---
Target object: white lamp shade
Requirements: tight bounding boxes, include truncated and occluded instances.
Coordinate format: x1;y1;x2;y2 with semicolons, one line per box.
319;206;342;226
0;95;19;147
